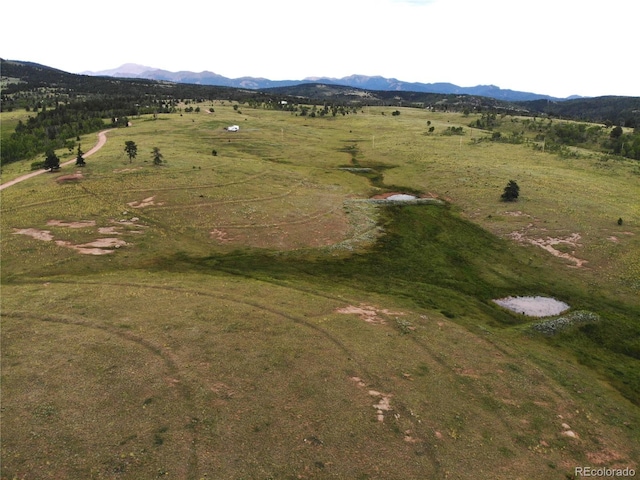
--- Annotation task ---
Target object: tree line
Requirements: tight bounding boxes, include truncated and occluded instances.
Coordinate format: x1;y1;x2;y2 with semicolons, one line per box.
473;114;640;161
2;100;123;165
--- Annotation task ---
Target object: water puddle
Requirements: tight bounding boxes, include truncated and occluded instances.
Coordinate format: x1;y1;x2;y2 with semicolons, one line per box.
493;296;570;317
386;194;417;201
367;192;444;205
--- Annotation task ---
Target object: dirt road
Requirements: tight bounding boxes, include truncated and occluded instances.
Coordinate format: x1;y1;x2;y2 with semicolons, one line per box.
0;129;112;191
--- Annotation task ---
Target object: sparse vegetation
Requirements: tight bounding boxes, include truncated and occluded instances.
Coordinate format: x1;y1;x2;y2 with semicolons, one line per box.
443;125;464;135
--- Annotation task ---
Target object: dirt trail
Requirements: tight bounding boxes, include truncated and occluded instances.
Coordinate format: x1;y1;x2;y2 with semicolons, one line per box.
0;129;112;191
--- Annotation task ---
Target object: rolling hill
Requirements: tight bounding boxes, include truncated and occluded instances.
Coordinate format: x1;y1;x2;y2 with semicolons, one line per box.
1;58;639;479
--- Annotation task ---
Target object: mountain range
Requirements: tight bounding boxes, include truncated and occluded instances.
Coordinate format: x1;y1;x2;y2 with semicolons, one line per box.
83;64;579;103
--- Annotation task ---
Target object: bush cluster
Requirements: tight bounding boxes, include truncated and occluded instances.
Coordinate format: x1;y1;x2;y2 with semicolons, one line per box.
531;311;601;336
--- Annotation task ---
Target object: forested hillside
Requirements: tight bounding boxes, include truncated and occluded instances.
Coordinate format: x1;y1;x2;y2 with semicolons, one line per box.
520;96;640;127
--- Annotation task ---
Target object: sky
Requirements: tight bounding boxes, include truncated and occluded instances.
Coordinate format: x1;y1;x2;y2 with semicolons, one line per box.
2;0;638;98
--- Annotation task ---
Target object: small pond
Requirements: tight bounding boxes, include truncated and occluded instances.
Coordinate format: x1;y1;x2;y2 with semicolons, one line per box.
386;194;417;201
493;296;570;317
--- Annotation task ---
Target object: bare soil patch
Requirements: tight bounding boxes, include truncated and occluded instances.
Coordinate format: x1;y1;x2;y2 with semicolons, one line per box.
335;304;405;325
369;390;393;423
55;238;127;255
11;228;54;242
348;376;393;423
98;226;121;235
56;172;84;183
210;229;233;243
509;229;587;267
128;196;164;208
12;218;143;255
47;220;96;228
503;210;532;218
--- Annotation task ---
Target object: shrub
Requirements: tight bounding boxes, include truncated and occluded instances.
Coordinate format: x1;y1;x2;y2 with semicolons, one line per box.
531;311;601;336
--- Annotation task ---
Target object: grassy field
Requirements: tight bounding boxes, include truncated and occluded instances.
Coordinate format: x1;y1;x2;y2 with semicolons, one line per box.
1;103;639;479
0;109;34;142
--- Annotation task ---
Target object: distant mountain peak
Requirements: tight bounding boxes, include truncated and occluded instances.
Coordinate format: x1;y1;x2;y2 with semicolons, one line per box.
83;63;157;76
83;64;571;101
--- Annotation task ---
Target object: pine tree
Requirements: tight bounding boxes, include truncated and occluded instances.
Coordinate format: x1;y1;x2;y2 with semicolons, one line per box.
124;141;138;163
151;147;164;165
501;180;520;202
43;150;60;171
75;144;85;166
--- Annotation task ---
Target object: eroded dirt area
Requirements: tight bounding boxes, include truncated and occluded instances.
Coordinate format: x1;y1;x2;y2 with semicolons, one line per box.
509;227;587;268
55;238;127;255
47;220;96;228
12;218;145;255
335;304;405;325
56;172;84;183
11;228;55;242
349;377;394;423
128;196;164;208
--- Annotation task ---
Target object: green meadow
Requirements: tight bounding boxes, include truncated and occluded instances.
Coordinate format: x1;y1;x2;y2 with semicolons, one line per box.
1;103;639;479
0;109;32;143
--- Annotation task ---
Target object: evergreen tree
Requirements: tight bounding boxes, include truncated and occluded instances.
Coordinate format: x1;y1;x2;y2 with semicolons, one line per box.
124;141;138;163
151;146;164;165
501;180;520;202
43;150;60;171
75;144;85;166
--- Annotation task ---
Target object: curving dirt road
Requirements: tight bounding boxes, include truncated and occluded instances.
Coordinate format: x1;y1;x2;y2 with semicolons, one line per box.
0;129;112;191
